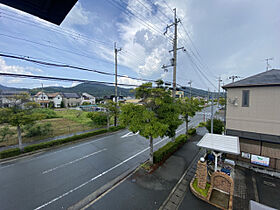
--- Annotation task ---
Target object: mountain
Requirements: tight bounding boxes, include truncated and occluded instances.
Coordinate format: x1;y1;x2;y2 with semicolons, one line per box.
0;83;221;98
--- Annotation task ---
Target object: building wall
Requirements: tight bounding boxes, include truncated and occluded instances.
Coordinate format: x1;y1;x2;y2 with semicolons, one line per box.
63;98;82;107
226;86;280;136
53;95;62;108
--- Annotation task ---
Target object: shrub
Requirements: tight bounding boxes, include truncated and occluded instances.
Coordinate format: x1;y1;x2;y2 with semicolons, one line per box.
205;118;224;134
24;123;53;137
32;108;58;119
153;134;188;164
0;127;15;142
0;148;21;159
87;112;107;126
188;128;196;136
197;121;206;128
192;178;211;197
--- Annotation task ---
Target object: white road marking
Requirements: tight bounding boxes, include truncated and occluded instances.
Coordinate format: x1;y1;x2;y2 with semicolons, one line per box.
121;131;139;138
42;149;107;174
34;128;185;210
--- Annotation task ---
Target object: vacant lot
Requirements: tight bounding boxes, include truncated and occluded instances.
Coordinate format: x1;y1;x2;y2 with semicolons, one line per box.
0;109;99;147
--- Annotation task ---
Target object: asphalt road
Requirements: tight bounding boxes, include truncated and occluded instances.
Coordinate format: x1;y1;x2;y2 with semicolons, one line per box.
0;107;216;210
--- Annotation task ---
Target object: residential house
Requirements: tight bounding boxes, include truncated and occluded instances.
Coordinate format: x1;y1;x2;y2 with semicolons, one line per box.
223;69;280;170
61;92;82;107
47;93;62;108
81;93;95;105
34;91;50;108
0;91;29;108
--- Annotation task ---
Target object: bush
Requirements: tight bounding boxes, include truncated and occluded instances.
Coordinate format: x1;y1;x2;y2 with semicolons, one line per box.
24;123;53;137
197;121;206;128
32;108;58;119
188;128;196;136
153;134;188;164
87;112;107;126
205;118;224;134
0;126;125;159
0;127;15;142
192;178;211;197
0;148;21;159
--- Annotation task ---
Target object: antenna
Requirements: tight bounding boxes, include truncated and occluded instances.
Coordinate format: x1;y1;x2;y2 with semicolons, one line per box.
265;57;273;71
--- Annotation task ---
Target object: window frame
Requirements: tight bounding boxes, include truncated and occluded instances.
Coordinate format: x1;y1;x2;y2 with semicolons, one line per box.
242;90;250;107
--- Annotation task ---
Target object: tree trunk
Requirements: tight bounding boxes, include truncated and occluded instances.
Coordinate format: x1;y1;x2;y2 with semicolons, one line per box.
149;136;153;164
185;114;189;135
17;125;23;151
107;113;110;130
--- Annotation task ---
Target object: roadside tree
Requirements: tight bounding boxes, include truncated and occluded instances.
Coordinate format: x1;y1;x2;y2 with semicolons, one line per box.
179;97;204;135
0;93;44;150
119;81;182;164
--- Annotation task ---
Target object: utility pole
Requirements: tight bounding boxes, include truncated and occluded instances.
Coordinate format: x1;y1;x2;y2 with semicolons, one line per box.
211;92;214;134
207;88;210;102
265;57;273;71
41;83;44;108
217;76;222;107
228;75;240;83
188;80;192;99
114;42;122;126
162;8;185;98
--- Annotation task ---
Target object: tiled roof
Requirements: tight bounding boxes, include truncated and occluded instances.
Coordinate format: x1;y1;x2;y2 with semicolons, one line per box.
61;92;81;98
223;69;280;89
47;93;60;98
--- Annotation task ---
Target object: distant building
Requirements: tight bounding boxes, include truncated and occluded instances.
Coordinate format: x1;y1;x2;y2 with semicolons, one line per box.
61;92;82;107
0;91;29;108
47;93;62;108
223;69;280;170
81;93;95;105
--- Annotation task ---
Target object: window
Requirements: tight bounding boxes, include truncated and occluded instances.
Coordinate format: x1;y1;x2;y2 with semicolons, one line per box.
242;90;249;107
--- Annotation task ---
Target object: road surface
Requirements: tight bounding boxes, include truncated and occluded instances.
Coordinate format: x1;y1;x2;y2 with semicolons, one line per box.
0;108;215;210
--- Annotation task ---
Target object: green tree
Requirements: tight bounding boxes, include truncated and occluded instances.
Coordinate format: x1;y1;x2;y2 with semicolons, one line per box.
179;97;204;135
87;112;107;127
102;100;119;129
206;118;224;134
219;97;226;106
0;94;44;150
119;81;182;164
60;101;65;108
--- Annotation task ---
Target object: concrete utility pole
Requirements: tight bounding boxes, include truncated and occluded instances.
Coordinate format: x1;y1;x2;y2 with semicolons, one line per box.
228;75;240;83
114;42;122;126
211;92;214;134
188;80;192;99
265;57;273;71
162;8;185;98
217;76;222;106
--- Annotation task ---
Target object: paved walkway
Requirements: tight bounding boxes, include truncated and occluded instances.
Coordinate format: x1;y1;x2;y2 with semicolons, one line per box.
83;135;217;210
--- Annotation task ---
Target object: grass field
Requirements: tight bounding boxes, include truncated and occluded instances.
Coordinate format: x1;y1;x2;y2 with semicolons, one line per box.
0;109;101;147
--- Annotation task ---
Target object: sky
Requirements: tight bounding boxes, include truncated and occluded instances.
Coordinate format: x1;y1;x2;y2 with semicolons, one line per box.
0;0;279;91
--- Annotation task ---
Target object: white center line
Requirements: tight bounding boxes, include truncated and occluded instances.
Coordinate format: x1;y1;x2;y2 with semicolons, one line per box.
34;128;185;210
42;149;107;174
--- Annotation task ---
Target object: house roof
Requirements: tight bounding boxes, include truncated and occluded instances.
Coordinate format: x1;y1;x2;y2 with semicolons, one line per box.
61;92;80;98
223;69;280;89
47;93;60;98
197;133;240;155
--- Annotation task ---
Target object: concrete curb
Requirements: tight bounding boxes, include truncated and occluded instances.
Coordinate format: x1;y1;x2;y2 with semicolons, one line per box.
68;165;140;210
0;129;126;164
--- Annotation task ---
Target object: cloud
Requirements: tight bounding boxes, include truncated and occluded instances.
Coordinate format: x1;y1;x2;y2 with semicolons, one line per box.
0;57;33;75
118;76;144;88
62;2;90;27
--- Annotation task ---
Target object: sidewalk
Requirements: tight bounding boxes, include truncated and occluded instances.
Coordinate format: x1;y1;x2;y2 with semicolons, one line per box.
85;135;217;210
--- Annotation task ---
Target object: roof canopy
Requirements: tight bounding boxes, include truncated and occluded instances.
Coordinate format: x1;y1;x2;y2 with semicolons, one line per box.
197;133;240;155
0;0;77;25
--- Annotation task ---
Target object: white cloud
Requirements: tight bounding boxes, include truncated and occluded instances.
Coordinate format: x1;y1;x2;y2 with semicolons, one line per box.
62;2;90;27
0;57;33;75
71;81;80;87
118;76;144;88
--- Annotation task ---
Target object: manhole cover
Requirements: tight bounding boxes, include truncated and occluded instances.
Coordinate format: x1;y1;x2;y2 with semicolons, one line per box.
263;181;276;187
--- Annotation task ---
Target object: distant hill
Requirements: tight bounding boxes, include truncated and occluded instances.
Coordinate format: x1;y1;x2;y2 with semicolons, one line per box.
0;83;221;98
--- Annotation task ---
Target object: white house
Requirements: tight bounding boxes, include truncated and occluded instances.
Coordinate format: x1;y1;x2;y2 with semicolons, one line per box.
81;93;95;105
47;93;62;108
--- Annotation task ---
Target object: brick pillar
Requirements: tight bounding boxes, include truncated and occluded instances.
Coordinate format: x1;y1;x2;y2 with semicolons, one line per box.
196;160;207;189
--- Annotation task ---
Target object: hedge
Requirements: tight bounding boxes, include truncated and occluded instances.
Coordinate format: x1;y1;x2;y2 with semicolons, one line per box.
0;126;125;159
0;148;21;159
188;128;196;136
153;134;188;164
